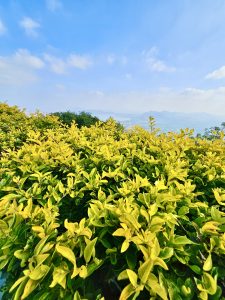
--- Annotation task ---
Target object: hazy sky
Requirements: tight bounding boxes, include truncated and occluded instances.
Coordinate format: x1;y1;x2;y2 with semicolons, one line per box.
0;0;225;115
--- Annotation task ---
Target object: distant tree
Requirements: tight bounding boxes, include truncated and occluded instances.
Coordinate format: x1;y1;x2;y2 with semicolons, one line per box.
51;111;125;131
75;111;100;128
197;122;225;140
51;111;100;128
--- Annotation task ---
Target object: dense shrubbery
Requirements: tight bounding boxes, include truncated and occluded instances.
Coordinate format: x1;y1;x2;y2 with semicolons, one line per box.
0;103;61;152
0;104;225;299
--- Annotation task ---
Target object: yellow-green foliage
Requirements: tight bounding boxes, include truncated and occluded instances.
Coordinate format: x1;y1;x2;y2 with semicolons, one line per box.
0;110;225;299
0;103;61;151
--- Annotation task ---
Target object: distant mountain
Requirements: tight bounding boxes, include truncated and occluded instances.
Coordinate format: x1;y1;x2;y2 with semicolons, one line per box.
88;110;225;134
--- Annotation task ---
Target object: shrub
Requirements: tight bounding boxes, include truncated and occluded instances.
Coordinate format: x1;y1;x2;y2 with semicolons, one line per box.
0;112;225;299
0;102;61;152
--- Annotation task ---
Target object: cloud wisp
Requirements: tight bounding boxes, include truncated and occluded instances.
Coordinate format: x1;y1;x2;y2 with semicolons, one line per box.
19;17;41;37
106;54;128;66
0;49;92;86
32;86;225;116
44;54;67;74
68;54;92;70
0;49;45;85
44;53;92;74
143;47;176;73
46;0;62;12
206;66;225;79
0;19;7;35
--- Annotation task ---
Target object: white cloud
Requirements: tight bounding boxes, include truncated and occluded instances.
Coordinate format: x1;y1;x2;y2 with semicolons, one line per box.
14;49;45;69
68;54;92;70
121;56;128;65
0;49;91;85
2;86;225;118
48;86;225;116
44;54;67;74
0;49;45;85
20;17;40;37
43;53;92;74
89;90;104;97
148;58;175;72
143;47;176;73
0;19;6;35
46;0;62;12
107;54;116;65
55;83;66;90
144;46;158;57
206;66;225;79
125;73;132;79
106;54;128;66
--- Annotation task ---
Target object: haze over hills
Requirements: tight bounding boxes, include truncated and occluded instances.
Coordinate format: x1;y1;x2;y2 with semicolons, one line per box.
88;110;225;134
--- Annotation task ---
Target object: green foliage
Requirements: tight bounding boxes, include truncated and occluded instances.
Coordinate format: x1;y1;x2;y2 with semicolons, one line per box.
51;111;100;128
198;122;225;140
0;102;61;152
51;111;124;132
0;104;225;299
29;111;61;131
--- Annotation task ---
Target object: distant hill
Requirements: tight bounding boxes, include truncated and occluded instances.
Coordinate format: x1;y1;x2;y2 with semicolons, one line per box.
88;110;225;134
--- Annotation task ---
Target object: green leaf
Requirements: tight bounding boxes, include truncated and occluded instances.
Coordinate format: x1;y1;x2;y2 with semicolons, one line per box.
119;283;135;300
9;276;27;293
56;244;76;266
55;244;78;278
35;254;50;266
127;269;138;287
34;236;49;255
1;193;20;201
151;238;161;259
160;247;174;259
0;220;8;231
181;285;191;296
202;272;217;295
118;270;129;281
21;279;39;299
138;259;153;284
84;238;97;263
154;257;168;270
213;189;225;206
73;291;81;300
50;266;68;289
149;203;158;217
211;207;221;222
199;291;208;300
14;250;29;260
29;265;50;280
13;278;28;300
178;206;189;216
147;273;168;300
121;240;130;253
113;228;125;237
79;265;88;278
203;254;212;272
173;235;195;245
189;265;202;275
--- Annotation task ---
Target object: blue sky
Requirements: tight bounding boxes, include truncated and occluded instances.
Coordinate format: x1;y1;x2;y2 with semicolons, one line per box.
0;0;225;115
